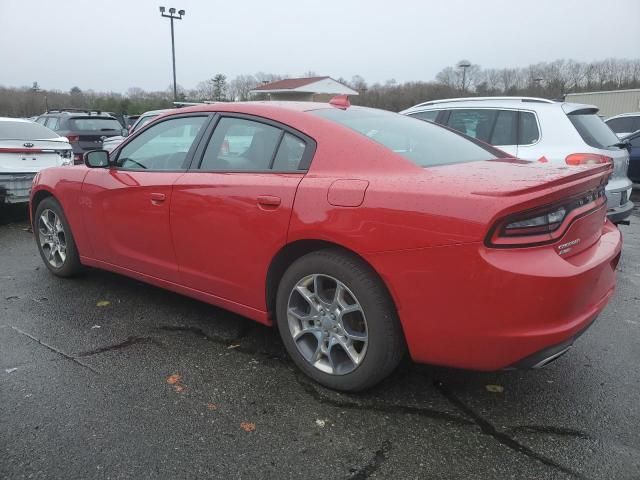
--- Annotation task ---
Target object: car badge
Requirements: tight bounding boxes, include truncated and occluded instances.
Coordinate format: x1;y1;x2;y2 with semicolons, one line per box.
23;142;34;148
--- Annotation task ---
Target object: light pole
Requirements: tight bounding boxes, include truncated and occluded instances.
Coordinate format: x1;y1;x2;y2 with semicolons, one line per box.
159;6;185;101
457;60;471;93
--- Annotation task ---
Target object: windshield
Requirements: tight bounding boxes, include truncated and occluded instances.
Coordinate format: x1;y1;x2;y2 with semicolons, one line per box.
69;117;123;131
568;112;620;150
311;107;499;167
0;120;59;140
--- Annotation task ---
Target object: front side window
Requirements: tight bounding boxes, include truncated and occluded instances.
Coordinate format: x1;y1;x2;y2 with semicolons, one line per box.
133;114;159;133
200;117;282;171
518;111;540;144
446;109;497;142
409;110;440;122
116;116;207;170
312;107;500;167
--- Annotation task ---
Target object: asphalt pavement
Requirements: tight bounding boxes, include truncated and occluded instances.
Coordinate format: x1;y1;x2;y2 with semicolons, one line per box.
1;196;639;480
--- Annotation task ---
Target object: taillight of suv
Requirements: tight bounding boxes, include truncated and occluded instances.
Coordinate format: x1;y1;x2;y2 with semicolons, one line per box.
565;153;612;166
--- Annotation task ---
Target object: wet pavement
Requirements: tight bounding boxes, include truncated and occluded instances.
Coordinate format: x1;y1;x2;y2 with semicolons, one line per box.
1;196;639;480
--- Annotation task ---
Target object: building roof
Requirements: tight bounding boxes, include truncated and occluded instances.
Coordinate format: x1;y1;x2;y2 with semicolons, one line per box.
250;76;358;95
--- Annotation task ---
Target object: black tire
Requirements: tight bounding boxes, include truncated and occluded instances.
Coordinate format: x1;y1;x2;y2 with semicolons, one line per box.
33;196;82;277
276;249;406;392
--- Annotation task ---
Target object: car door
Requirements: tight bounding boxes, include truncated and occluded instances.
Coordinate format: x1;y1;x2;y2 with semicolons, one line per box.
627;133;640;182
445;108;518;157
171;114;315;311
81;114;210;281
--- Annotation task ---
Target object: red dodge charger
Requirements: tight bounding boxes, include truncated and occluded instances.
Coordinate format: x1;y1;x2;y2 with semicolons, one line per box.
30;99;622;391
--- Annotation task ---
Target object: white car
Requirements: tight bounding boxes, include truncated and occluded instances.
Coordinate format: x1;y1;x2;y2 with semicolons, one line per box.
605;112;640;139
102;109;171;152
401;97;634;223
0;118;72;206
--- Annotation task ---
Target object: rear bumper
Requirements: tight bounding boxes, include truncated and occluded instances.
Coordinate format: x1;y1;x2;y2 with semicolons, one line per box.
0;173;37;204
607;199;634;223
366;221;622;371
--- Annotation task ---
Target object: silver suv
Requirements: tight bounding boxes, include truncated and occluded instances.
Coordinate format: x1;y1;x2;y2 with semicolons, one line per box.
401;97;633;223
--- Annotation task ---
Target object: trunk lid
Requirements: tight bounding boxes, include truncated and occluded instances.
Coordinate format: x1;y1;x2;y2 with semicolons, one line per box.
0;138;71;172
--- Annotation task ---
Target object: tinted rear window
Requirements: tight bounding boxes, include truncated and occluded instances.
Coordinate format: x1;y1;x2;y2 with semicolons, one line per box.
312;107;498;167
69;117;123;131
0;120;58;140
568;113;619;150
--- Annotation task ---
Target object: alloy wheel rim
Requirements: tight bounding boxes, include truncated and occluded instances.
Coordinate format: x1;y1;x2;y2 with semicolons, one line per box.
287;274;368;375
38;209;67;268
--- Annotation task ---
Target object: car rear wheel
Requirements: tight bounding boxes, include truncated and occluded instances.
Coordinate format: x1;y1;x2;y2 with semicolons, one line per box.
34;197;82;277
276;249;405;391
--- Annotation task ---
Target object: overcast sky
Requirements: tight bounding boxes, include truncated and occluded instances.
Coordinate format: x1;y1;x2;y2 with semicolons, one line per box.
1;0;638;93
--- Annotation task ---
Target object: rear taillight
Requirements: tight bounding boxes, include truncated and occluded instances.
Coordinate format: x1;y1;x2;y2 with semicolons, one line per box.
565;153;612;166
502;206;567;236
67;135;80;143
487;186;606;247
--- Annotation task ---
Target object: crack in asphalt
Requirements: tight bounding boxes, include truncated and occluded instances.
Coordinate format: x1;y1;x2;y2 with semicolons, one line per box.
348;439;392;480
434;380;587;479
505;425;591;440
155;325;289;361
9;326;99;374
76;336;163;357
295;373;474;426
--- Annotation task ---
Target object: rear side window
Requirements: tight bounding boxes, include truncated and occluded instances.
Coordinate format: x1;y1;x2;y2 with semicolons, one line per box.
312;107;499;167
272;133;306;170
200;117;282;171
446;109;497;142
69;117;123;131
409;110;440;122
568;112;619;150
0;120;59;140
491;110;517;145
44;117;59;130
518;112;540;144
606;117;635;134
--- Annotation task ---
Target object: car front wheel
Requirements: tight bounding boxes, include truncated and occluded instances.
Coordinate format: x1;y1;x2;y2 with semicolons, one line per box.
34;197;82;277
276;249;405;391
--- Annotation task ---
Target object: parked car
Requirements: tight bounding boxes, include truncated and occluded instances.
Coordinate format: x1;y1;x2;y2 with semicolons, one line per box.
30;100;622;391
35;109;127;163
0;118;71;206
621;130;640;183
102;109;171;152
401;97;634;223
605;112;640;138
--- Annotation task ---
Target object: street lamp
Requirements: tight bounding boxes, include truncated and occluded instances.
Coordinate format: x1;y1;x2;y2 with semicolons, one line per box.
457;60;471;93
159;6;185;101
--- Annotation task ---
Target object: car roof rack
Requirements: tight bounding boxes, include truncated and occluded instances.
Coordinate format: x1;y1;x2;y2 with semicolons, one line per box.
45;108;107;115
412;96;556;108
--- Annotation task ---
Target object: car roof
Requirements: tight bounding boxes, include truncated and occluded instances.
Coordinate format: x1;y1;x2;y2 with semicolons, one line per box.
172;101;331;115
606;112;640;120
401;97;599;114
0;117;32;123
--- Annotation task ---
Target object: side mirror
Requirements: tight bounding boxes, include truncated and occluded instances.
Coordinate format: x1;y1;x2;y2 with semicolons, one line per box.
121;128;129;137
84;150;110;168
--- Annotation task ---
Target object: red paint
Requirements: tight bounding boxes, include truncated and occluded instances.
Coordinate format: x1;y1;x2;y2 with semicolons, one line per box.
30;102;622;370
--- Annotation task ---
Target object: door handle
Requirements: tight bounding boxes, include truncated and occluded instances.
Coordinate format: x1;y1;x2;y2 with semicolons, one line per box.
150;192;166;204
257;195;281;207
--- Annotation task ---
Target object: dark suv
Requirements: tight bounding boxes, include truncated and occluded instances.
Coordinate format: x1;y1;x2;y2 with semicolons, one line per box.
35;109;126;164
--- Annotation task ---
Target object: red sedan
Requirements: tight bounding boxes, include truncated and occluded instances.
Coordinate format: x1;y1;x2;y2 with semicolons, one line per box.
30;100;622;391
